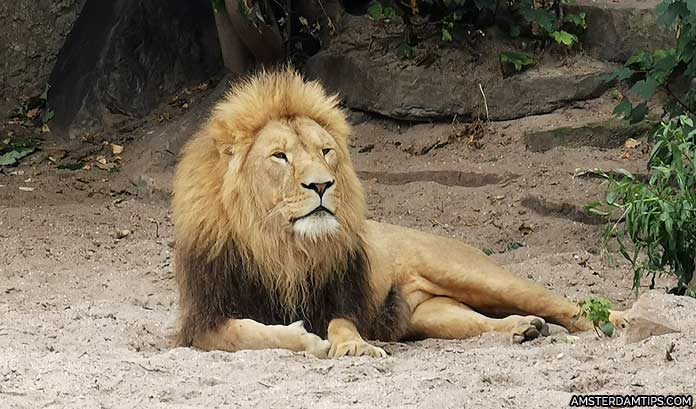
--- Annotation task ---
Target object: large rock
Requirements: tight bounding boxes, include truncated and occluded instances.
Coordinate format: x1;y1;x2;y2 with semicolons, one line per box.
0;0;86;115
570;0;675;63
305;16;615;122
47;0;222;136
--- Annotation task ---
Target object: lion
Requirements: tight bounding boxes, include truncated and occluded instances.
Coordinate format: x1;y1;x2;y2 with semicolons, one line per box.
172;68;626;358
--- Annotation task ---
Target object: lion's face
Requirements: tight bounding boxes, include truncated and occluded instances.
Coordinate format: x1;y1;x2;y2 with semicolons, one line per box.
232;116;362;241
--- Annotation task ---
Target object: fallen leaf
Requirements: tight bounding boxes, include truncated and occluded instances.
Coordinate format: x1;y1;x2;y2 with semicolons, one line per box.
0;147;35;166
96;155;107;165
114;229;131;239
111;143;124;155
41;124;50;133
95;162;114;171
624;138;641;149
26;108;40;119
182;103;189;109
18;186;35;192
622;151;632;159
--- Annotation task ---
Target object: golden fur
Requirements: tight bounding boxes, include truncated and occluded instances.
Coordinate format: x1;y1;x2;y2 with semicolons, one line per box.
173;68;628;358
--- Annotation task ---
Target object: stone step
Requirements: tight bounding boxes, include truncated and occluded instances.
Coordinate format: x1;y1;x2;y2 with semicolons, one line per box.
523;117;654;152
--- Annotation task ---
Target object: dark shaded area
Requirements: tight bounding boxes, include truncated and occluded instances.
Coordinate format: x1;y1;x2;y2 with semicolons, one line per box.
48;0;222;135
358;170;518;187
523;118;654;152
521;195;605;225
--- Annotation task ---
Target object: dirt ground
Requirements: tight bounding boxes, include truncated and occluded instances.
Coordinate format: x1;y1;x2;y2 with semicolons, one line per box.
1;83;695;408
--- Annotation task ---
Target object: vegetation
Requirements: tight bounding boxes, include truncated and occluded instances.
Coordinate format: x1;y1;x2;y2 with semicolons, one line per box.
366;0;587;66
576;298;615;338
603;0;696;123
216;0;587;68
587;0;696;296
587;116;696;295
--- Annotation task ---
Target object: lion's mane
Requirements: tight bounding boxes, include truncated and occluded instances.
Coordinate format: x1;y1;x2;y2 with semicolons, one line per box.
172;69;407;345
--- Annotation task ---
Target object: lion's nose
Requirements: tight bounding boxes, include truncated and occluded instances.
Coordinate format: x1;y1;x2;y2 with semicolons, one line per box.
301;180;335;198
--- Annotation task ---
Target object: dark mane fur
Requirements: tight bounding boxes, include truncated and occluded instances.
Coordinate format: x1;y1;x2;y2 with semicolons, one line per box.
176;239;409;345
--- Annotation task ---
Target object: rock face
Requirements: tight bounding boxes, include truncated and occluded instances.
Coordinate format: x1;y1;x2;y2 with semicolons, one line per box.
305;16;615;122
570;0;674;63
0;0;86;115
47;0;222;136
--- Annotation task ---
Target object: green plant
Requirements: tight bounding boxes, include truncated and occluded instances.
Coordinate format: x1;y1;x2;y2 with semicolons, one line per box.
500;51;536;72
603;0;696;123
367;2;397;23
364;0;587;61
0;138;37;167
576;298;615;337
586;116;696;294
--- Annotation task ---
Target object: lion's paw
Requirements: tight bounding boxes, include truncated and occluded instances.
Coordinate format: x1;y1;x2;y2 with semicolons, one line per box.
328;340;387;358
511;316;549;344
289;321;330;358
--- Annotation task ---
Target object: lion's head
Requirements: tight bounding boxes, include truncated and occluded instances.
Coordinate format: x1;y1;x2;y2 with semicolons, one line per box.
173;68;367;310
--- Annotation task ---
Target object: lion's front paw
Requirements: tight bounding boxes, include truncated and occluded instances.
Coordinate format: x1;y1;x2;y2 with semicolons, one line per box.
289;321;330;358
511;316;549;344
328;340;387;358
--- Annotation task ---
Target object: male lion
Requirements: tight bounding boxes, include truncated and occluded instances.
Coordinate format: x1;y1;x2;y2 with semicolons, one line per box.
172;68;625;358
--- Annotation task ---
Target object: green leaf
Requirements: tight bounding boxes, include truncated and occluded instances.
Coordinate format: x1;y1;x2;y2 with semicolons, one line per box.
687;0;696;13
656;1;689;26
600;67;634;83
0;147;34;166
41;109;54;124
626;51;654;70
566;12;587;29
629;77;659;100
614;168;635;179
298;16;309;27
629;103;648;124
483;248;496;256
613;98;632;118
499;51;536;72
550;30;578;47
600;321;614;337
650;52;678;83
442;28;453;42
367;2;383;21
397;42;416;59
519;6;558;32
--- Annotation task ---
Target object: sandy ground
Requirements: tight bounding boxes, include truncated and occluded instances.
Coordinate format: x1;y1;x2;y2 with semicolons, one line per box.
1;86;695;408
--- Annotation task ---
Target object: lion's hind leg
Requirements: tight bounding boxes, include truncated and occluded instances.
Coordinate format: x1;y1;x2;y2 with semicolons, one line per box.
190;319;330;358
406;296;550;343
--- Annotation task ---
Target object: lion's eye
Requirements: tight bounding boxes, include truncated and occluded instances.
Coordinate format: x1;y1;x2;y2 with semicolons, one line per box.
272;152;288;161
322;148;332;156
